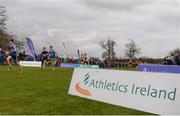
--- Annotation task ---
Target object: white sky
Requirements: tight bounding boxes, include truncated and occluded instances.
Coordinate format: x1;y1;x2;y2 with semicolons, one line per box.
1;0;180;58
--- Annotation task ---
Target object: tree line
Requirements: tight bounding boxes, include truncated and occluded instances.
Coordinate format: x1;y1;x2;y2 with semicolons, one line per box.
99;38;180;64
0;5;179;62
99;38;141;61
0;5;25;52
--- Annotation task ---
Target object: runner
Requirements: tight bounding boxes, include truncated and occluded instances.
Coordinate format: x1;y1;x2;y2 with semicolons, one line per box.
6;39;22;73
41;47;49;71
49;46;57;71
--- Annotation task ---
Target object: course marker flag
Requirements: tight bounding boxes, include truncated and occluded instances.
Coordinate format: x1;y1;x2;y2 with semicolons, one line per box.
77;49;80;63
26;38;36;61
68;68;180;115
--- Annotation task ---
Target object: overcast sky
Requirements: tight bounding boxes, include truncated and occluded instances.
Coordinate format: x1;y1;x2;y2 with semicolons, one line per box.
1;0;180;58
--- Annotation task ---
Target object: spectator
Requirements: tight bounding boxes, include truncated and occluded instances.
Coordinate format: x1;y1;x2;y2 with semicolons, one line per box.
0;48;5;64
80;54;84;64
174;53;180;65
170;53;176;65
84;53;89;65
128;59;133;67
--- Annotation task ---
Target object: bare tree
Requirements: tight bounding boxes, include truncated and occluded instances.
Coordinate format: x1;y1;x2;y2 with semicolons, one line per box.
0;5;9;48
15;39;25;52
99;37;116;60
170;48;180;55
0;6;22;50
125;39;140;59
0;5;7;30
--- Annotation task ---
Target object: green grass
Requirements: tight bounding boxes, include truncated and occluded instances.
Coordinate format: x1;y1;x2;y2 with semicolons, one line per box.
0;66;151;115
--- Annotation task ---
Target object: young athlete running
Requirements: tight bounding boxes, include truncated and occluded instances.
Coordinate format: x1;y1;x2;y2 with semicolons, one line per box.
49;46;57;71
6;39;22;73
41;47;49;70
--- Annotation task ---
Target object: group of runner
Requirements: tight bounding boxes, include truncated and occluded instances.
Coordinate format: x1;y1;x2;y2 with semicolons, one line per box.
41;46;57;71
4;39;58;73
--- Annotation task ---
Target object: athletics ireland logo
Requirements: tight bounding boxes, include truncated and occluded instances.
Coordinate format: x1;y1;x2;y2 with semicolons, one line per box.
75;73;92;96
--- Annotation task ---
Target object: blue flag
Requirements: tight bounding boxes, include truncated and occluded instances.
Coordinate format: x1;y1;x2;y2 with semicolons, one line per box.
77;49;80;63
77;49;80;58
26;38;36;61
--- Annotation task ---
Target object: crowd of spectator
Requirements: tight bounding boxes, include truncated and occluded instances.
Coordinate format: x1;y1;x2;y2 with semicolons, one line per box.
1;47;180;68
164;53;180;65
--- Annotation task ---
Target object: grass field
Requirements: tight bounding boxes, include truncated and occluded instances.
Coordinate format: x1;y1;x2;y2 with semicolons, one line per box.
0;66;151;115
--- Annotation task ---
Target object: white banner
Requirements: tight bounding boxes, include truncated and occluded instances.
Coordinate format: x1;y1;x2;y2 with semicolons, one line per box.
19;61;41;67
68;68;180;115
